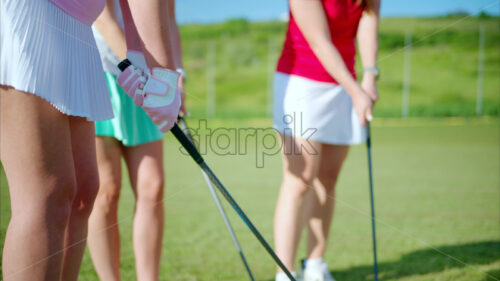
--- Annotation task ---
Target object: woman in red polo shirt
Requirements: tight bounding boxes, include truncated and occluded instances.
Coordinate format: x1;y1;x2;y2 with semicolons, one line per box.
272;0;380;280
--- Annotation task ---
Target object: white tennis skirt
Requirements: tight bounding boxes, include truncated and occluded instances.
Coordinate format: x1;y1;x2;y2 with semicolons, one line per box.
273;72;366;145
0;0;113;121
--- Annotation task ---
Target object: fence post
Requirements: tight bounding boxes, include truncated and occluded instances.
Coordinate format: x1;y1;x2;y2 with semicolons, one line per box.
476;25;485;117
207;41;216;118
267;38;276;117
402;31;412;119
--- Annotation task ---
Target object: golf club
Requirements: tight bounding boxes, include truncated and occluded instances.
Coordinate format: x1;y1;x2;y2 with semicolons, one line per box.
366;122;379;281
170;123;297;280
117;58;296;281
178;117;255;281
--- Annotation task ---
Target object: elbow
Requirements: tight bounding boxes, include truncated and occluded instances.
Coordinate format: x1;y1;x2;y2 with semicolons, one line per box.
306;34;328;50
308;37;331;58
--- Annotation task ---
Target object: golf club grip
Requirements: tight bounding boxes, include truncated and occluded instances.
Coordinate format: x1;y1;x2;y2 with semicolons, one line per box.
118;59;132;72
171;124;204;165
366;122;372;147
177;117;195;143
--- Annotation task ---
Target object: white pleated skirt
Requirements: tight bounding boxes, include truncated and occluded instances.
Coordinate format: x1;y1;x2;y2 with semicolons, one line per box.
0;0;113;121
273;72;366;145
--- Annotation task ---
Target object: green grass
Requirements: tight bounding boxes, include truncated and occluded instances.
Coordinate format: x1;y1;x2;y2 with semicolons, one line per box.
1;15;500;280
1;118;499;280
179;17;500;119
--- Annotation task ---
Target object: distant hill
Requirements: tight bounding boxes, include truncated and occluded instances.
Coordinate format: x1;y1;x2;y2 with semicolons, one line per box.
179;17;499;118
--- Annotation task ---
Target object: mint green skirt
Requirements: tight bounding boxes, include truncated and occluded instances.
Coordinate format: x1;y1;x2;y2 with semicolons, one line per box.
95;72;164;146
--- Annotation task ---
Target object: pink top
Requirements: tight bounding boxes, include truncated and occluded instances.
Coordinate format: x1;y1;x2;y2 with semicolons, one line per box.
276;0;364;84
50;0;106;26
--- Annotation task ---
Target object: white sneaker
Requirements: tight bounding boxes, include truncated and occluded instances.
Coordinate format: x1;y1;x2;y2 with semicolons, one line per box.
276;271;300;281
302;258;336;281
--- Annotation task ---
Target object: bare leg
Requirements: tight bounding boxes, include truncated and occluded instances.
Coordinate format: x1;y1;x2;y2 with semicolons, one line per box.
60;117;100;280
123;141;164;281
88;137;123;281
1;87;76;281
306;144;349;259
274;133;322;272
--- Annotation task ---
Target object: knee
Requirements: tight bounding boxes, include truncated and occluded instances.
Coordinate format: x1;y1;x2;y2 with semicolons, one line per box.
137;174;164;204
44;175;78;230
282;171;316;198
72;173;100;218
93;180;121;213
317;167;340;191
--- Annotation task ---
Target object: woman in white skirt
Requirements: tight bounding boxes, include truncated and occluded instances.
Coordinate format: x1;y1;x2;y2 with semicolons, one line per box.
273;1;380;280
0;0;181;280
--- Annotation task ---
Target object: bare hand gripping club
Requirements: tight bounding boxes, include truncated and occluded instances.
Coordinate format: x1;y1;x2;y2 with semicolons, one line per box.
117;59;297;281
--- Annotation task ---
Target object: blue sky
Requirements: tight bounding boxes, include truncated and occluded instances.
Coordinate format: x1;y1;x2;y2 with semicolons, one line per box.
176;0;500;24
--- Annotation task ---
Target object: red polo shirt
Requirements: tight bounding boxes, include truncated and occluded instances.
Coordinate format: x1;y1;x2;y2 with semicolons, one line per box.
277;0;364;84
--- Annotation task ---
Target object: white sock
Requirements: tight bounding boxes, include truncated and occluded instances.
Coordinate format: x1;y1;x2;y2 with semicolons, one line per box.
305;257;325;269
275;271;297;281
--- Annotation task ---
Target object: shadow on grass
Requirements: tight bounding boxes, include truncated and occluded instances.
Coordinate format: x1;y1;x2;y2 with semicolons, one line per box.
266;241;500;281
333;241;500;281
483;269;500;281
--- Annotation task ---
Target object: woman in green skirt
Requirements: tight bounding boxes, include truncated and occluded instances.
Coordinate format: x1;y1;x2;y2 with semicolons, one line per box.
87;1;186;280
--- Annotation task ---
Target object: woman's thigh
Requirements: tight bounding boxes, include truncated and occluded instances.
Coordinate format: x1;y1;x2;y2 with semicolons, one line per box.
0;86;76;213
317;143;349;187
68;116;100;213
95;136;123;197
122;140;164;198
280;132;322;188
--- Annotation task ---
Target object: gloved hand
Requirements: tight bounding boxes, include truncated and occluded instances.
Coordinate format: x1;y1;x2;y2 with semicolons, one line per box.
116;51;181;132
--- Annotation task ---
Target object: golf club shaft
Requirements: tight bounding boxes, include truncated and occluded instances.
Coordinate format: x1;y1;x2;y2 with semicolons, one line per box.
170;124;297;281
201;171;255;281
366;122;379;281
179;118;255;281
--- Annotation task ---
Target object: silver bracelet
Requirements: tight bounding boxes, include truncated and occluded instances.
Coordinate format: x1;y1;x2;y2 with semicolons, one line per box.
364;66;379;77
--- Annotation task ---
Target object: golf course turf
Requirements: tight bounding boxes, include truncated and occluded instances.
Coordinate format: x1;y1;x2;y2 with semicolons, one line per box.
2;118;497;281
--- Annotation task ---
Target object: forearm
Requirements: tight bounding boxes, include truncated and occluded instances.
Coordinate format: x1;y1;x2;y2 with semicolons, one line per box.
94;0;127;60
357;1;380;103
125;0;175;69
357;1;380;70
289;0;373;124
94;20;127;60
289;0;361;98
169;3;183;70
311;40;361;97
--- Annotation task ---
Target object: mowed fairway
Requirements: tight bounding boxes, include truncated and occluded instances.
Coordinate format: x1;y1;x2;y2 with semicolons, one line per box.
1;118;499;280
